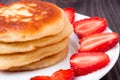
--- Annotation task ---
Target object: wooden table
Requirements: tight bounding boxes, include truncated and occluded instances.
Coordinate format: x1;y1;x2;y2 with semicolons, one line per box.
0;0;120;80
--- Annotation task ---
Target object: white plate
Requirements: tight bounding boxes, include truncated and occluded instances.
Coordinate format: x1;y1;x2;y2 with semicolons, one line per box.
0;13;119;80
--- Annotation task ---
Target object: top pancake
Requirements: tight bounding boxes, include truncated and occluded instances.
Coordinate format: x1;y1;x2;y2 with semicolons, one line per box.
0;1;65;42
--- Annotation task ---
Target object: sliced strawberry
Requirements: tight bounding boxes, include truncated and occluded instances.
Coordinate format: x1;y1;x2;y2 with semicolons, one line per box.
52;69;74;80
0;3;4;7
63;7;75;24
70;52;110;76
74;17;107;38
30;76;51;80
78;32;119;52
30;69;74;80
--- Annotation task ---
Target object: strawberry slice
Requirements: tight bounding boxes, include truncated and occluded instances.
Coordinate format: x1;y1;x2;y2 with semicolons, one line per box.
70;52;110;76
74;17;107;38
78;32;119;52
30;76;51;80
30;69;74;80
52;69;74;80
0;3;4;7
63;7;75;24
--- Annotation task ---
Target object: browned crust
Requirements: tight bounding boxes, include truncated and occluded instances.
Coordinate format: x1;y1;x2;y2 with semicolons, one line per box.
0;1;62;34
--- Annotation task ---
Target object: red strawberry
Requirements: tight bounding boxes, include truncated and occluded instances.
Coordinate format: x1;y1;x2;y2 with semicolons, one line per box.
70;52;110;76
63;7;75;24
74;17;107;38
30;76;51;80
52;69;74;80
0;3;4;7
78;32;119;52
30;69;74;80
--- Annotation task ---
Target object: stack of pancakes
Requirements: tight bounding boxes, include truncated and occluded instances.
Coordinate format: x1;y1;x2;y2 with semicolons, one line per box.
0;0;73;71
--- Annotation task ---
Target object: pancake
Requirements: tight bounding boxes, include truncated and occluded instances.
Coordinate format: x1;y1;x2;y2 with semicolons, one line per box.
7;47;68;71
0;0;65;42
0;38;69;70
0;17;73;54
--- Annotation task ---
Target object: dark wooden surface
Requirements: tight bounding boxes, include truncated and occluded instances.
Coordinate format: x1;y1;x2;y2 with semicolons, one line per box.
0;0;120;80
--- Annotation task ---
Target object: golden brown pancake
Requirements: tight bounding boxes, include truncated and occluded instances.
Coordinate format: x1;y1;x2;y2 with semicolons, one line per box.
0;1;65;42
7;47;68;71
0;38;69;70
0;0;73;72
0;17;73;54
